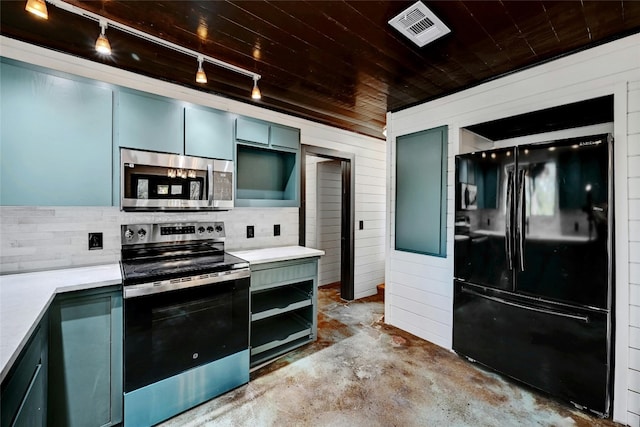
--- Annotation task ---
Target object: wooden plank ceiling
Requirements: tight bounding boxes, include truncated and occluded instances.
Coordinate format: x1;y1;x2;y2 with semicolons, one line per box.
1;1;639;140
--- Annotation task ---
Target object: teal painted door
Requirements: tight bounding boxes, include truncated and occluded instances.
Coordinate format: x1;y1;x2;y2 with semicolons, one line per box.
185;106;234;159
116;90;183;154
48;288;123;427
0;61;113;206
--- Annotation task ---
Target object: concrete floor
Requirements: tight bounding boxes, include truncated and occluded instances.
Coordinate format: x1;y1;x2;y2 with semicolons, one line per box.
160;286;620;427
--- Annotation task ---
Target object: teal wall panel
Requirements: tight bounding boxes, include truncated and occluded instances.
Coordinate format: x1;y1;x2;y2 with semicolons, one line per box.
395;126;448;257
0;62;113;206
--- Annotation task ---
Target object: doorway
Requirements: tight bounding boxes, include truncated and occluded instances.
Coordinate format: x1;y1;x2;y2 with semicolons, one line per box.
299;145;354;301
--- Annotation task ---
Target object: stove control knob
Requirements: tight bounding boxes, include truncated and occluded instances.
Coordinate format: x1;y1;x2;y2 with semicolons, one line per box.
215;225;223;233
206;226;214;234
137;228;147;239
198;226;206;235
124;229;134;241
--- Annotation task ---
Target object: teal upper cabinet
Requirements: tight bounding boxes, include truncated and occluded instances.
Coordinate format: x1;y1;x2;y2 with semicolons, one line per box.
185;106;234;160
235;117;300;150
117;90;234;160
116;90;183;154
235;117;270;145
0;60;113;206
235;117;300;207
270;124;300;150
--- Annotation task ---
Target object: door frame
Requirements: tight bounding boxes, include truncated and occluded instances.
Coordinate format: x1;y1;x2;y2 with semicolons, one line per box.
299;145;355;300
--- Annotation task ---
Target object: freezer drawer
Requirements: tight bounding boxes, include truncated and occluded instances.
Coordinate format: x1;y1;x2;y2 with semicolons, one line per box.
452;281;610;416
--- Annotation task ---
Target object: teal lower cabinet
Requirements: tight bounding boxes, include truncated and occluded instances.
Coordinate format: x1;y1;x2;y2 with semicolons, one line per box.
48;286;123;427
1;319;48;427
249;258;319;367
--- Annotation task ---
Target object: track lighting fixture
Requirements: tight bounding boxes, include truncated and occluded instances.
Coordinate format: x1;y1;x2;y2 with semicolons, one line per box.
95;20;111;55
195;56;207;84
251;76;262;100
25;0;48;19
25;0;263;100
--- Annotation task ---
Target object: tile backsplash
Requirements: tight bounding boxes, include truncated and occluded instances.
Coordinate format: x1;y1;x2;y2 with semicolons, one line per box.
0;206;298;274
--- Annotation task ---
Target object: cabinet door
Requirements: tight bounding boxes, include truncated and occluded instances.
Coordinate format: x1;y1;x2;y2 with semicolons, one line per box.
270;124;300;150
0;61;112;206
1;323;46;427
236;117;269;145
48;288;123;427
117;90;183;154
12;364;44;427
185;106;234;159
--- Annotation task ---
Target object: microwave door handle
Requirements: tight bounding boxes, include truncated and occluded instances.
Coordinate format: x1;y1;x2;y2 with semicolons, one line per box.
207;164;214;207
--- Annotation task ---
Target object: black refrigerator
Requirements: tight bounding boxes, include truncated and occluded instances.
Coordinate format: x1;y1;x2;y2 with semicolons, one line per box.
453;133;613;416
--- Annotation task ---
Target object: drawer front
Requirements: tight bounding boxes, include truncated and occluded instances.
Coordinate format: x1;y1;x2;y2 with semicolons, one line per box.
251;261;317;290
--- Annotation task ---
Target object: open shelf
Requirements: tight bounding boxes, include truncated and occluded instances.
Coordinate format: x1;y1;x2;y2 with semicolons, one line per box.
250;310;312;356
251;281;313;321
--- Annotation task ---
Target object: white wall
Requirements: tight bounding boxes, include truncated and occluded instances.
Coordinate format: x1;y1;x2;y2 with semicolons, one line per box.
305;157;319;249
0;36;386;299
386;33;640;425
316;160;342;286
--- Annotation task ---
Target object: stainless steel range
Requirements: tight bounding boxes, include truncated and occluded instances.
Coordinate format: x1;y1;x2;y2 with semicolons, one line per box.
120;221;250;426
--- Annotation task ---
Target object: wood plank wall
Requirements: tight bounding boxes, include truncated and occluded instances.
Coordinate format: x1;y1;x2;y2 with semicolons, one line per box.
387;34;640;425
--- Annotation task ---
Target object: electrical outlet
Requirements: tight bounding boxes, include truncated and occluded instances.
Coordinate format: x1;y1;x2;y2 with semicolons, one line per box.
274;224;280;236
88;232;103;250
247;225;254;238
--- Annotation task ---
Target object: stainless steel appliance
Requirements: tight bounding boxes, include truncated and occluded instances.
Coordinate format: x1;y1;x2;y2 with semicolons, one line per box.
120;148;234;211
453;134;613;416
120;221;250;426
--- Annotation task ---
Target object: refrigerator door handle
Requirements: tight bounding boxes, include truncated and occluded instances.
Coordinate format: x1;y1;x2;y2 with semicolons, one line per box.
516;168;526;271
505;169;514;271
461;287;590;323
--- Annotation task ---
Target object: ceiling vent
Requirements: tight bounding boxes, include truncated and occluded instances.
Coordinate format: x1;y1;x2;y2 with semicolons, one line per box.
388;1;451;47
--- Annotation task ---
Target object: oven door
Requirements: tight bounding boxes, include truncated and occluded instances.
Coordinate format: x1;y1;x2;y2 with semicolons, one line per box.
123;276;249;393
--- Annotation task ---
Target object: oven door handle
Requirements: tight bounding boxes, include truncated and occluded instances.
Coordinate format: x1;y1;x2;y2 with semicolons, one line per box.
123;267;250;299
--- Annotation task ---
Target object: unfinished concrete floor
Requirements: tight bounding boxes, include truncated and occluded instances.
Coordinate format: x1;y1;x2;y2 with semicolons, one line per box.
160;285;619;427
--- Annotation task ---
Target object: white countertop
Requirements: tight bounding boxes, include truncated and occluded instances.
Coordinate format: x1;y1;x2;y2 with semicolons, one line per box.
228;245;324;265
0;246;323;382
0;264;121;382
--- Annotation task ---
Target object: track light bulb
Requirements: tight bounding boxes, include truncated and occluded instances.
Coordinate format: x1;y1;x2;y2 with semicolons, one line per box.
195;57;207;84
251;77;261;100
25;0;48;19
95;20;111;55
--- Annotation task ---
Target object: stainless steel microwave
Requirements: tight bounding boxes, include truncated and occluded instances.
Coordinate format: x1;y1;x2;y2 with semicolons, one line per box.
120;148;234;211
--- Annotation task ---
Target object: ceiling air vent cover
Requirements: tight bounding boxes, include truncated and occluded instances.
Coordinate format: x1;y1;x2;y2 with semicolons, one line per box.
388;1;451;47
